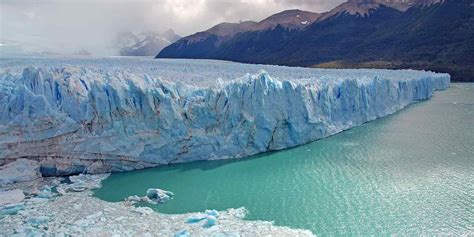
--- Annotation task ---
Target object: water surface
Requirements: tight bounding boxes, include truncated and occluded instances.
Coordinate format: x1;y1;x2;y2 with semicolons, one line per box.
95;84;474;235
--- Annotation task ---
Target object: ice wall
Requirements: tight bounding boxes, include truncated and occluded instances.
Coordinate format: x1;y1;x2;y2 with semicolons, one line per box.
0;63;450;175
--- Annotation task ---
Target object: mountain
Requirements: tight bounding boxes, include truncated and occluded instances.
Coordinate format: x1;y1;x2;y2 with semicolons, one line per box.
157;0;473;82
333;0;443;13
116;29;181;56
253;9;320;30
157;10;319;59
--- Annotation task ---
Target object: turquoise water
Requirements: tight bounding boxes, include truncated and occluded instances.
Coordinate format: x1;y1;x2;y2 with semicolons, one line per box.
95;84;474;235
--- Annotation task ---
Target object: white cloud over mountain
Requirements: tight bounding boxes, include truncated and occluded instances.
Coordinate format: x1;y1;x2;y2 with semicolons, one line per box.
0;0;343;55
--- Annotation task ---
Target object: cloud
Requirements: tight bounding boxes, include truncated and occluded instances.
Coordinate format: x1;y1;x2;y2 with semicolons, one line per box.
0;0;344;55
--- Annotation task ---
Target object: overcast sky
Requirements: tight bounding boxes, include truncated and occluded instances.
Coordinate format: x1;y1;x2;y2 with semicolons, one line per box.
0;0;344;55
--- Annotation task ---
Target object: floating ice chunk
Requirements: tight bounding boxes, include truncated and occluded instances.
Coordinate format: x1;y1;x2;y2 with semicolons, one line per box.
145;188;174;204
125;195;142;203
0;159;40;185
125;188;174;205
0;189;24;206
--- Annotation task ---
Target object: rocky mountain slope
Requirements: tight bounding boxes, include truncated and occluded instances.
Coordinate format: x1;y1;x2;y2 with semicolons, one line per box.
156;10;319;59
157;0;473;82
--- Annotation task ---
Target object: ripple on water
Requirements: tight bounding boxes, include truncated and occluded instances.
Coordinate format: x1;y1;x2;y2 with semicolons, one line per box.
95;84;474;235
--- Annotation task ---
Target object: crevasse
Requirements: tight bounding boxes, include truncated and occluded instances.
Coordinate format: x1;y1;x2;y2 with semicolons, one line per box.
0;63;450;175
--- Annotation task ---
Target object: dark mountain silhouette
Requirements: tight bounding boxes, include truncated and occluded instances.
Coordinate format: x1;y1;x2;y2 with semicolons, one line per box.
157;0;473;82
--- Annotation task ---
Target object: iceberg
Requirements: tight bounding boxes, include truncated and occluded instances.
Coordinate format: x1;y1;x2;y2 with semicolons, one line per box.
0;58;450;175
146;188;174;204
125;188;174;204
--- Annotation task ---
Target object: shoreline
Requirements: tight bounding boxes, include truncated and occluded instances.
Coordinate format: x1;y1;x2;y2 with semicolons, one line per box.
0;173;314;236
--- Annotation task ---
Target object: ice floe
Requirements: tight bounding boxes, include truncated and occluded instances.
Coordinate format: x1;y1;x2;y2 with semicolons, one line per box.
125;188;174;204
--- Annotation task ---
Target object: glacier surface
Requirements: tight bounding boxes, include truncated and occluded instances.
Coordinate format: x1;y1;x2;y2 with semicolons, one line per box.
0;57;450;175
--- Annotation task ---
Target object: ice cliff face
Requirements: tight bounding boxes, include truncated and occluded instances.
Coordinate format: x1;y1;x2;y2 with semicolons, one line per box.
0;58;450;175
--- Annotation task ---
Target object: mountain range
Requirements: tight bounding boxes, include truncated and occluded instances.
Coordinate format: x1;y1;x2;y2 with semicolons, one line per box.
157;0;474;82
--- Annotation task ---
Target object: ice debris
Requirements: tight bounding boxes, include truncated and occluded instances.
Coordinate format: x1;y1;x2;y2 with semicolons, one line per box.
186;209;220;228
146;188;174;204
203;215;217;228
0;189;26;216
1;173;109;218
25;216;50;227
205;209;219;217
125;188;174;204
131;206;154;215
56;174;110;195
174;230;190;237
0;159;41;185
1;202;25;216
186;213;208;223
36;186;55;199
0;174;313;236
0;189;24;206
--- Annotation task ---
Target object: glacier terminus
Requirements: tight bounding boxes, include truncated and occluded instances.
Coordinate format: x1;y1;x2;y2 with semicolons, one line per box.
0;57;450;175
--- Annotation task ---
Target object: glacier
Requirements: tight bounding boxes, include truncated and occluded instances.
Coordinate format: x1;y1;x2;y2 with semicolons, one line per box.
0;57;450;175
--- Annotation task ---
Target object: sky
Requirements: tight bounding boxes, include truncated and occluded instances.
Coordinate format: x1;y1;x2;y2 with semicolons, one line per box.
0;0;344;55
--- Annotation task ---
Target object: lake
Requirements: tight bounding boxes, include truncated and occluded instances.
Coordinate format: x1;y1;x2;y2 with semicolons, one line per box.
95;83;473;235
